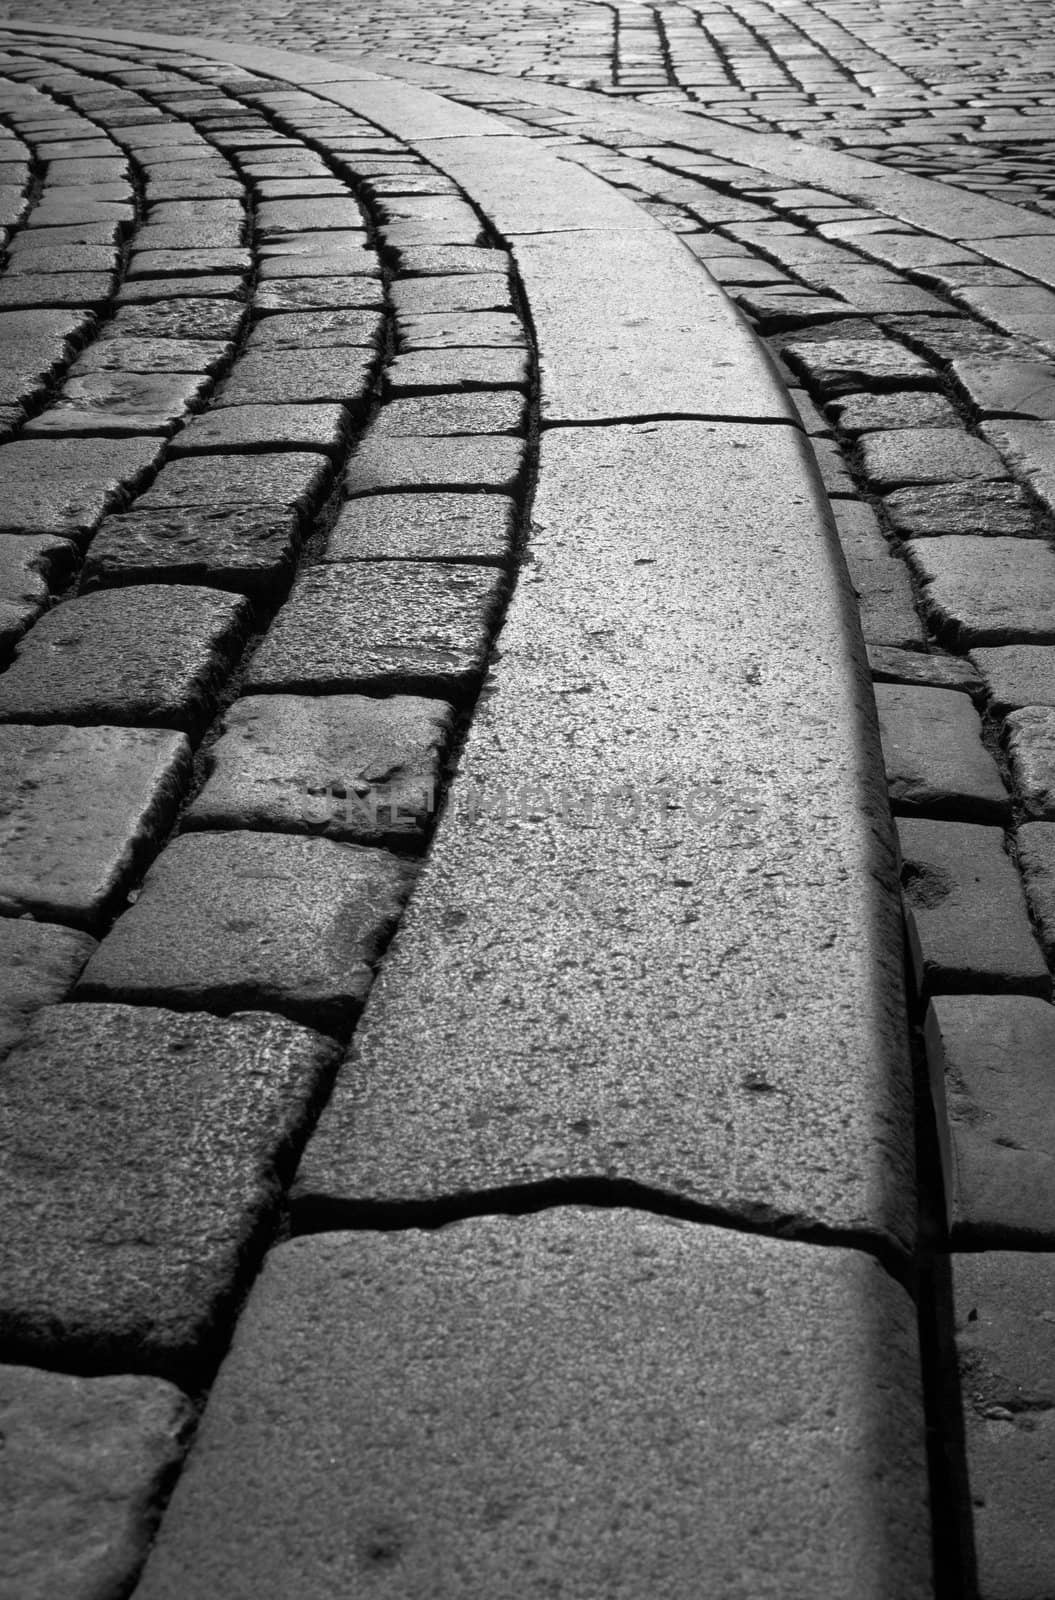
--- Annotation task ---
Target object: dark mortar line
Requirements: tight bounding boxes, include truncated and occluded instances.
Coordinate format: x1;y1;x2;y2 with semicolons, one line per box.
539;409;802;430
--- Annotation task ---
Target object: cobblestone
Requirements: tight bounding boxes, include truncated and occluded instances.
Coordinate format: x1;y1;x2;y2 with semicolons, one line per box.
881;481;1038;539
858;428;1009;491
1017;822;1055;962
345;431;526;495
324;490;516;563
906;535;1055;647
0;917;95;1057
0;532;75;654
874;682;1009;821
971;644;1055;712
0;436;162;540
832;499;926;648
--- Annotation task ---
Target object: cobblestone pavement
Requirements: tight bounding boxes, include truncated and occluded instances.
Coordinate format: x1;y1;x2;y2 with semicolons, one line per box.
1;7;1055;1600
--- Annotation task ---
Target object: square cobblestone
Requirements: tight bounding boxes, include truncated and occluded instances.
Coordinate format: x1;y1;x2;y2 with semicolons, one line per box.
882;482;1037;539
345;433;526;496
82;506;301;602
971;645;1055;712
876;682;1009;821
324;492;515;564
0;437;163;540
905;536;1055;648
213;349;376;413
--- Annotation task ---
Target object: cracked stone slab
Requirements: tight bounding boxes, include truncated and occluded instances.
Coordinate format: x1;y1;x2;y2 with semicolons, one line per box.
0;436;162;540
0;918;96;1059
882;482;1037;539
133;1213;930;1600
135;451;330;518
0;585;248;737
952;1252;1055;1599
186;693;453;846
22;370;211;436
345;433;526;496
0;533;76;654
0;1003;339;1378
213;349;376;412
82;505;301;601
0;723;189;929
76;832;416;1031
296;422;913;1252
2;1362;192;1600
971;645;1055;712
858;429;1009;492
897;819;1047;996
927;997;1055;1243
874;682;1009;822
906;536;1055;648
324;491;515;564
246;561;505;699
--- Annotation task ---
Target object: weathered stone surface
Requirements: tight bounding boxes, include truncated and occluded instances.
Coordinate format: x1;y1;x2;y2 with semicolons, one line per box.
0;724;189;929
106;298;246;341
73;335;232;375
23;370;211;437
0;436;162;540
898;819;1047;995
0;1003;338;1376
390;272;513;314
982;419;1055;516
0;306;95;409
214;349;375;412
256;197;366;236
834;500;926;648
324;491;515;564
867;645;982;697
859;428;1008;491
952;1251;1055;1599
171;403;349;458
781;334;939;395
245;309;383;349
952;357;1055;419
256;251;377;281
246;562;505;699
875;682;1009;820
0;273;115;312
1005;705;1055;818
5;241;120;276
1018;823;1055;960
827;390;961;435
808;436;855;496
82;506;300;601
117;275;247;304
971;644;1055;711
134;1215;930;1600
384;347;530;397
345;433;526;496
927;997;1055;1243
395;244;508;276
882;482;1036;539
77;833;416;1030
906;536;1055;647
395;309;526;350
296;423;913;1250
0;586;247;736
0;919;96;1058
253;277;384;314
0;533;76;654
128;247;251;279
186;693;453;845
1;1363;191;1600
135;452;330;517
371;390;527;437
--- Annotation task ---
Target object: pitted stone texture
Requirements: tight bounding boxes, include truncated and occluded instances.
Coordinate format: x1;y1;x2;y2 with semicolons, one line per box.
73;336;231;376
371;391;527;437
0;586;248;737
253;277;384;314
868;647;982;698
781;335;938;396
135;452;329;519
0;724;189;930
858;429;1008;492
117;275;247;304
0;533;76;654
245;309;384;349
128;247;251;280
171;403;349;458
82;464;286;563
395;310;526;351
0;919;96;1059
833;500;925;649
346;433;525;496
391;272;513;314
0;436;162;540
0;1003;338;1378
953;1252;1055;1600
384;347;530;397
0;273;115;312
927;997;1055;1243
1018;824;1055;962
874;682;1009;821
972;646;1055;713
827;391;961;435
0;306;95;409
246;562;505;700
982;420;1055;517
1005;706;1055;818
214;349;375;413
395;244;507;277
256;197;366;237
882;483;1037;539
906;537;1055;648
952;358;1055;420
325;492;515;565
23;370;211;437
107;298;246;342
897;819;1047;996
1;1363;191;1600
133;1214;930;1600
187;694;453;846
297;423;913;1252
77;832;415;1031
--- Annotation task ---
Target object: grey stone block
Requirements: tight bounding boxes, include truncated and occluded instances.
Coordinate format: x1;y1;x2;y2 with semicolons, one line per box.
1018;822;1055;960
256;197;367;236
384;347;530;397
171;402;350;458
781;334;939;395
394;245;509;276
82;506;300;601
186;693;453;845
214;349;376;412
345;433;526;496
874;681;1009;820
882;482;1036;538
0;1004;338;1376
390;272;513;314
107;298;247;341
859;428;1008;491
370;391;527;437
897;818;1047;994
324;492;515;564
0;724;189;929
906;536;1055;648
0;436;163;540
72;335;232;375
867;646;982;697
77;832;416;1030
22;370;211;437
0;533;76;654
971;644;1055;712
246;561;505;699
927;997;1055;1242
395;310;526;350
253;278;384;314
833;500;926;648
135;451;330;517
982;419;1055;516
245;309;384;349
952;357;1055;419
134;1214;930;1600
117;275;247;304
1;1363;191;1600
827;390;961;435
0;585;248;737
0;919;96;1058
1005;705;1055;817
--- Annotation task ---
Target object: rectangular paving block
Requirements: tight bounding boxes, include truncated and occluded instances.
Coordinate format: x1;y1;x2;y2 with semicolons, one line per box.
133;1213;931;1600
858;429;1009;492
927;996;1055;1243
72;334;233;375
897;818;1048;995
0;1003;338;1378
252;278;384;314
952;1252;1055;1599
134;451;331;518
0;436;163;540
295;423;915;1253
324;491;516;564
0;585;248;737
383;347;530;397
345;433;526;496
0;723;189;930
82;506;301;602
76;831;416;1031
390;272;513;314
213;348;376;413
971;645;1055;712
245;561;505;699
394;309;526;350
905;536;1055;648
185;693;453;846
781;333;939;396
245;309;384;349
882;483;1036;539
0;918;96;1058
981;419;1055;516
952;357;1055;420
2;1363;191;1600
370;391;527;437
875;682;1010;822
23;369;213;437
170;402;350;458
